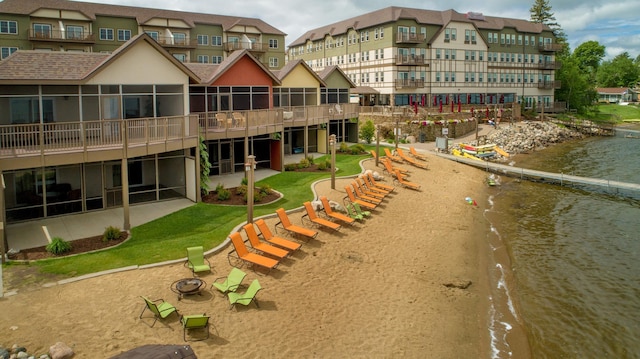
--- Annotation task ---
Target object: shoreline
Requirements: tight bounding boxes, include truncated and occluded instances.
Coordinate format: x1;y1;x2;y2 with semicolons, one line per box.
0;153;520;358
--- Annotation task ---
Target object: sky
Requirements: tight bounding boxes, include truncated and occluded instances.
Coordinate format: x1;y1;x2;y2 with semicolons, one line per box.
90;0;640;60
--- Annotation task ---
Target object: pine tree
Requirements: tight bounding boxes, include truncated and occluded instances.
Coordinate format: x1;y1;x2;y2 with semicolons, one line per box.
530;0;566;43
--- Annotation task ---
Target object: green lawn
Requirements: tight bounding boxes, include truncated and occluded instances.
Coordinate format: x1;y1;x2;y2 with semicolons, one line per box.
592;104;640;121
20;146;382;277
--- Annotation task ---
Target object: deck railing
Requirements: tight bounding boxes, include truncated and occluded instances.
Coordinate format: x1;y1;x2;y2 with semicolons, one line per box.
0;115;197;159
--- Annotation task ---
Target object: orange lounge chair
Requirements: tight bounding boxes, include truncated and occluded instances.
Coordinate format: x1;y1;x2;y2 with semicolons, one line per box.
228;232;279;273
397;148;428;169
344;185;377;210
370;150;380;162
319;196;355;225
243;223;290;259
394;169;421;190
382;157;409;177
255;219;302;252
302;201;342;231
351;182;383;204
384;148;403;163
275;208;318;240
366;172;395;192
356;177;389;197
409;146;428;161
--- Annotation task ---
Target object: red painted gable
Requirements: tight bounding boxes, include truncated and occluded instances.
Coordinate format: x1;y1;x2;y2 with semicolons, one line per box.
213;56;273;87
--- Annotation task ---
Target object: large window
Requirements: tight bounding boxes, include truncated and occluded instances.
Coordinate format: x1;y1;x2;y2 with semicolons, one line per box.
100;28;114;41
1;46;17;59
66;25;84;40
33;23;52;38
269;57;278;68
197;34;208;45
197;55;208;63
211;35;222;46
117;29;131;42
173;33;186;45
269;39;278;49
0;20;17;34
145;31;159;41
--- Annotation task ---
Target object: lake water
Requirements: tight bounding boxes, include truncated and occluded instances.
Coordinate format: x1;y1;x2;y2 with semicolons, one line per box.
484;125;640;358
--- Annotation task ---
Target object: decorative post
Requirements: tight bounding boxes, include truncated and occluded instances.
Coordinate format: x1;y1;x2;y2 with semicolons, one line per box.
245;155;255;224
375;125;380;167
330;134;336;190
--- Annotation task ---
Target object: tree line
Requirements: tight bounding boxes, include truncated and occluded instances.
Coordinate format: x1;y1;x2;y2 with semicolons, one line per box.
530;0;640;113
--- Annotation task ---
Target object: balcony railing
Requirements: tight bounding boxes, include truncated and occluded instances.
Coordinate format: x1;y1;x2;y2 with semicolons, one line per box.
396;33;425;43
28;29;95;43
539;43;564;52
197;109;284;132
539;61;562;70
0;115;197;160
538;80;562;89
395;54;426;65
395;79;425;89
155;36;198;49
223;41;268;52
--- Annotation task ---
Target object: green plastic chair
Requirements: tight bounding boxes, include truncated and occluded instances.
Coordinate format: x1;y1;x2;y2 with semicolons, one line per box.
139;296;177;327
228;279;262;310
185;246;211;275
352;202;371;218
345;203;364;221
181;314;210;341
212;267;247;295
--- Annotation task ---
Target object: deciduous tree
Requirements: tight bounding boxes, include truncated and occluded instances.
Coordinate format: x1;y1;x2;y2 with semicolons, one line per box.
597;52;640;88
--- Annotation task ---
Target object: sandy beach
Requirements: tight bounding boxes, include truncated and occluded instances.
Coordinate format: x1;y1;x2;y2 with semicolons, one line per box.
1;153;506;358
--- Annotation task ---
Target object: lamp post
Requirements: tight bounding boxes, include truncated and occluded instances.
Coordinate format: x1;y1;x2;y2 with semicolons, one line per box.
245;155;255;224
375;124;380;167
330;134;336;190
394;114;399;151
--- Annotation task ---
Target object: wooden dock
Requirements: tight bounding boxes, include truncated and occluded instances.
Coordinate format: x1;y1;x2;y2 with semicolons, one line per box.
439;153;640;197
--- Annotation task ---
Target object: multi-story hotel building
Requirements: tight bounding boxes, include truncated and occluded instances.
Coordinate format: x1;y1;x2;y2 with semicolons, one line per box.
0;0;287;68
288;7;562;110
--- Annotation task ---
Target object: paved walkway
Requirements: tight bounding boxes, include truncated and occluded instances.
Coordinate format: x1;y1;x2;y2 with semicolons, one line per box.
3;125;493;253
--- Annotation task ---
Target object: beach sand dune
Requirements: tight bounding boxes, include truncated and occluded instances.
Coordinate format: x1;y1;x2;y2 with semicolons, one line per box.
0;155;491;358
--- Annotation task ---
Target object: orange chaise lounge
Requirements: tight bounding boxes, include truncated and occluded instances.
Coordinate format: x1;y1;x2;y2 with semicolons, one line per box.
255;219;302;252
275;208;318;240
228;232;279;273
320;196;355;225
302;201;342;231
243;223;290;260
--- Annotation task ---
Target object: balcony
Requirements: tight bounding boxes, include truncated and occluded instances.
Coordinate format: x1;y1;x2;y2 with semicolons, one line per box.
197;109;284;140
395;54;426;65
223;41;268;53
539;61;562;70
395;79;425;89
155;36;198;49
396;33;425;44
539;43;564;52
0;116;198;166
538;80;562;89
28;29;95;44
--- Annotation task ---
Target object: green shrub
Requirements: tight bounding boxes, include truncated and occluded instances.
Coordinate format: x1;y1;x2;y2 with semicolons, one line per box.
103;226;122;242
359;119;376;144
306;155;315;165
258;184;273;196
217;187;231;200
325;159;332;169
339;142;349;153
350;146;361;155
298;158;310;168
353;143;365;153
215;183;225;193
284;163;298;171
317;161;327;170
236;184;247;196
240;177;248;186
46;237;72;255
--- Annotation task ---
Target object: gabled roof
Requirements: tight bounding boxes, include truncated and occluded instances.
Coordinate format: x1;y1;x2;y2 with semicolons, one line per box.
271;59;326;86
0;33;199;84
596;87;631;94
0;0;286;35
317;65;356;88
288;6;551;47
184;50;280;85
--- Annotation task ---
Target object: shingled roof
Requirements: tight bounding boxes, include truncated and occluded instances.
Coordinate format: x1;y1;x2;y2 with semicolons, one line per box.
288;6;550;47
0;0;286;35
0;33;199;84
184;49;280;85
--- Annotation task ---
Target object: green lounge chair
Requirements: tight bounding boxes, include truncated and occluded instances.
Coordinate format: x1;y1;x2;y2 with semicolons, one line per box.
140;296;178;327
228;279;262;310
345;203;364;221
181;314;210;341
185;246;211;276
212;267;247;295
352;202;371;218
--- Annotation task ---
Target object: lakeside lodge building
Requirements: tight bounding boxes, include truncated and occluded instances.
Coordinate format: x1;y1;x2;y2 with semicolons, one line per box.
287;7;562;111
